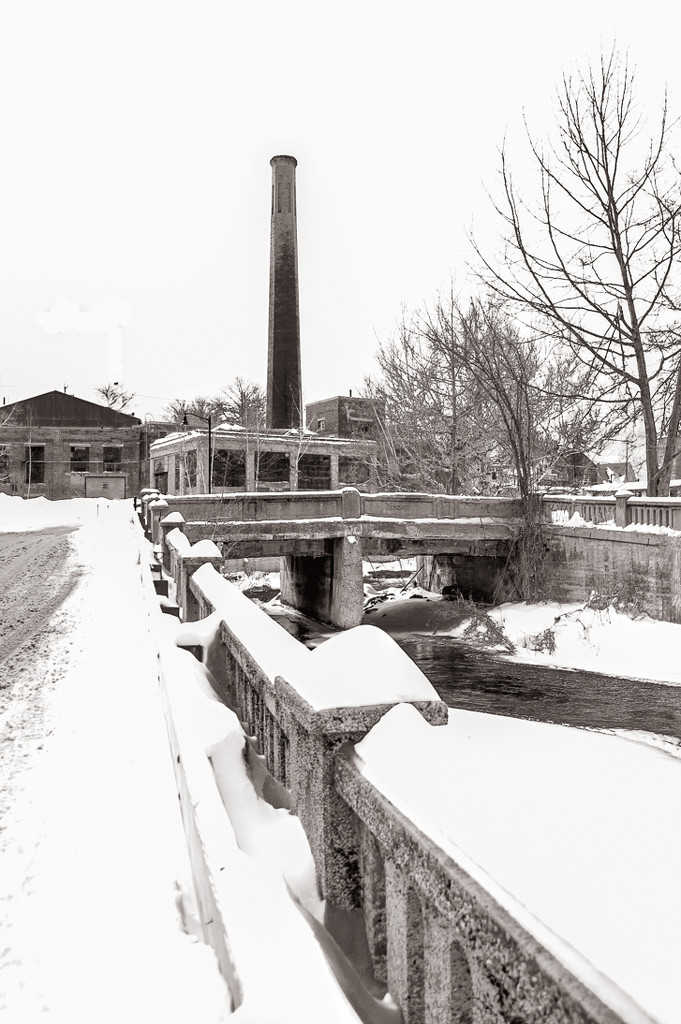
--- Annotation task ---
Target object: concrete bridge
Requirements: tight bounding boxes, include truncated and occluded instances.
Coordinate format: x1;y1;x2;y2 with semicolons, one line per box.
142;486;681;626
145;488;524;627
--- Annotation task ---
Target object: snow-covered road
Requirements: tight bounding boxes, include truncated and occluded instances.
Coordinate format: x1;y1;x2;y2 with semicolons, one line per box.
0;501;228;1022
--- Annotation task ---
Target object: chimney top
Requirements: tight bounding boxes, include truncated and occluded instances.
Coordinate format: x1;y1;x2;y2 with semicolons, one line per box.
270;154;297;167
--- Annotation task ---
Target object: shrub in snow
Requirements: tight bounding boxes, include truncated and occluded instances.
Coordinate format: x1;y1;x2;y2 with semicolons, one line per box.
458;601;515;653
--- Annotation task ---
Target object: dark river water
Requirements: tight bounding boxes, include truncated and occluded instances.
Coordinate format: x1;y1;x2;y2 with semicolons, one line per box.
261;602;681;742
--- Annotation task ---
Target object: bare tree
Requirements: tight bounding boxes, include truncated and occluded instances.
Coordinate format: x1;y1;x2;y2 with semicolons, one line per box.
163;378;265;430
216;377;266;430
365;317;489;493
96;383;136;411
475;49;681;494
162;398;190;426
369;292;620;499
427;296;619;500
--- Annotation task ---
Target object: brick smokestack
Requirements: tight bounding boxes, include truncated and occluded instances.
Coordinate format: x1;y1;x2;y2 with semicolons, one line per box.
267;155;302;430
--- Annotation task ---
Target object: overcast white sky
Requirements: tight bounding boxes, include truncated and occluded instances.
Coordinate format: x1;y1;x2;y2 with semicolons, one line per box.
0;1;677;420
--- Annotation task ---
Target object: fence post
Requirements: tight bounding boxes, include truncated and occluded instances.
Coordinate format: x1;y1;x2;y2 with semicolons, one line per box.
615;489;633;529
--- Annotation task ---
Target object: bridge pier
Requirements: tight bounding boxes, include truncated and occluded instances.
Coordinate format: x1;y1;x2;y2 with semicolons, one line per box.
280;535;364;629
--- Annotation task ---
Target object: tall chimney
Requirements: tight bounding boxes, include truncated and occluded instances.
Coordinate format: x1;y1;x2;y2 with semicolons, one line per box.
267;155;302;430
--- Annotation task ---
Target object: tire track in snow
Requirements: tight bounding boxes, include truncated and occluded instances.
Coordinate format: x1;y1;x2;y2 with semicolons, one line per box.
0;526;86;835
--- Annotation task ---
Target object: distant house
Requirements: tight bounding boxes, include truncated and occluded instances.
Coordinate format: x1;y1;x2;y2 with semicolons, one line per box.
537;452;600;490
595;461;637;485
0;390;163;500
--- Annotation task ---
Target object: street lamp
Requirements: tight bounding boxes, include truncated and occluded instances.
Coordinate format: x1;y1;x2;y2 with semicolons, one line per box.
182;412;213;494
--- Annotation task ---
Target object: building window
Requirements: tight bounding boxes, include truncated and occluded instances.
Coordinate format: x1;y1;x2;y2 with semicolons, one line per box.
213;450;246;489
70;446;90;472
257;451;289;486
298;453;331;490
103;445;122;472
175;449;197;489
317;417;326;431
25;445;45;483
0;446;9;480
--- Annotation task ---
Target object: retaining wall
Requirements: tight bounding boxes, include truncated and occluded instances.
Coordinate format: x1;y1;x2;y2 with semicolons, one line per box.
545;526;681;621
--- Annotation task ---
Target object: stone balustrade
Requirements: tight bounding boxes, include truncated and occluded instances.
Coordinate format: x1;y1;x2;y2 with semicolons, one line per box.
542;491;681;530
148;486;681;536
162;549;640;1024
154;487;526;526
335;727;637;1024
187;561;447;906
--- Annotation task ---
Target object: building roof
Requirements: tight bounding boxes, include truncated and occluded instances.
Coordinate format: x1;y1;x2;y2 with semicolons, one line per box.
1;391;141;427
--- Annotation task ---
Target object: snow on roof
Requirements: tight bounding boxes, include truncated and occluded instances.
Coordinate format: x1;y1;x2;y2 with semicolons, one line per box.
214;421;245;431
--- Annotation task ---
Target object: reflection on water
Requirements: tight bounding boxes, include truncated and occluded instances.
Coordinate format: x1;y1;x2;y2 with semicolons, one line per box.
399;636;681;739
258;602;681;741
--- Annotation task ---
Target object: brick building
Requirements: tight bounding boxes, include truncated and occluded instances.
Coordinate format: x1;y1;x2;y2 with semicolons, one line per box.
0;391;145;500
305;395;385;441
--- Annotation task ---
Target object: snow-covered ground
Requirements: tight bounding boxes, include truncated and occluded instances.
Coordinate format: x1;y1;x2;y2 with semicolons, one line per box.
484;600;681;685
0;498;229;1022
3;495;681;1024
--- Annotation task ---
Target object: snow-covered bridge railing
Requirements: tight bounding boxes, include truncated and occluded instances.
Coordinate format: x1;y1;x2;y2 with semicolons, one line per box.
335;711;650;1024
145;485;681;535
150;487;525;527
187;562;447;905
542;491;681;530
176;561;644;1024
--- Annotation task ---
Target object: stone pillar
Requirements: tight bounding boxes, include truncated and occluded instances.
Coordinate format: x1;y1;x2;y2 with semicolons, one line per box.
148;498;169;545
179;541;223;620
279;534;364;629
615;489;633;528
360;826;388;982
199;441;210;495
167;453;177;495
267;155;302;430
140;489;160;532
160;512;185;572
341;486;361;519
289;453;299;491
245;448;256;491
423;919;473;1024
330;454;339;491
385;860;425;1024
